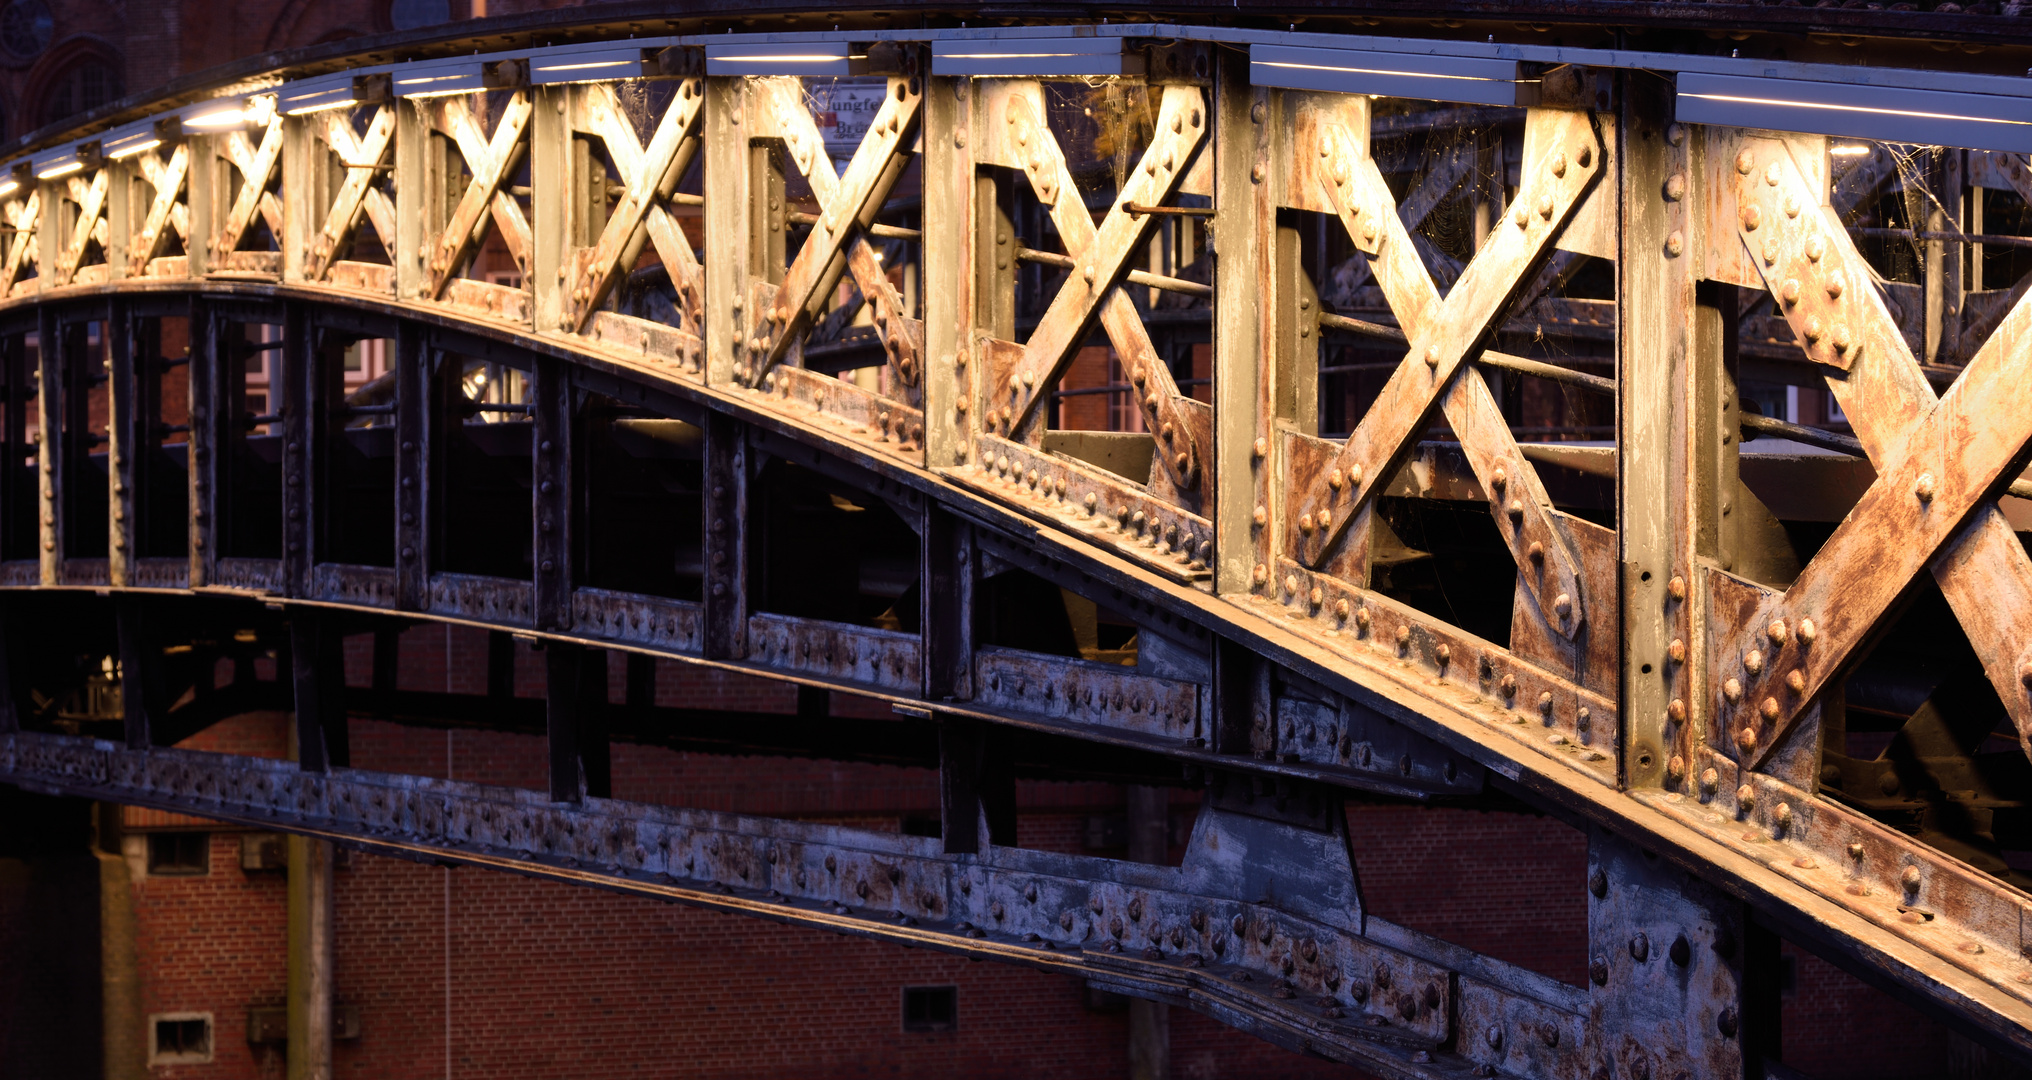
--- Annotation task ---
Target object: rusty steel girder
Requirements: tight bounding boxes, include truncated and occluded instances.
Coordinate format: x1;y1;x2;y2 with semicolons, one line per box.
0;13;2030;1076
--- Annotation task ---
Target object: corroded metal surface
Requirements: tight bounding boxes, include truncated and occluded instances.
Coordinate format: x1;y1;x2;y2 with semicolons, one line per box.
0;14;2029;1072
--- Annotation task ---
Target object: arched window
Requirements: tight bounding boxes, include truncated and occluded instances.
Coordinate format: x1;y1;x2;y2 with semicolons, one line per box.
40;58;119;128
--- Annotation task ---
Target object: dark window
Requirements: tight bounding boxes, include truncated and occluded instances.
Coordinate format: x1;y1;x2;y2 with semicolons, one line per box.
901;986;957;1033
41;59;122;128
146;832;208;876
152;1016;210;1059
899;814;941;839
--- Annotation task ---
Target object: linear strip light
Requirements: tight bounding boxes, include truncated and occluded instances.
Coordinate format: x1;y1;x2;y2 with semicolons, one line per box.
394;58;488;99
102;118;164;161
182;93;276;132
1249;44;1529;108
1676;72;2032;154
32;145;82;180
931;37;1135;77
279;69;394;115
705;41;850;77
527;41;686;85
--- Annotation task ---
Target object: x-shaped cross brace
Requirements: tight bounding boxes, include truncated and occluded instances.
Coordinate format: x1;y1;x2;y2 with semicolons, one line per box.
1293;108;1604;638
741;75;923;391
565;80;706;335
129;145;191;276
1720;137;2032;768
980;82;1210;492
53;170;110;286
754;78;923;390
0;190;37;295
425;92;534;300
304;104;397;282
210;118;284;262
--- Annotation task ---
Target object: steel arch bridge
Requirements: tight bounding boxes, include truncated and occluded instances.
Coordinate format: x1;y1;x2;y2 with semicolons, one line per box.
5;5;2032;1076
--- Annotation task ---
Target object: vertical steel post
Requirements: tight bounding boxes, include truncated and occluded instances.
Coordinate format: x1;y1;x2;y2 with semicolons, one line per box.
281;302;313;591
34;305;59;584
393;323;428;610
107;300;137;584
186;299;218;586
703;76;751;389
1211;50;1274;596
532;355;572;631
922;71;973;471
701;411;747;661
1618;78;1703;791
530;85;570;334
290;610;349;773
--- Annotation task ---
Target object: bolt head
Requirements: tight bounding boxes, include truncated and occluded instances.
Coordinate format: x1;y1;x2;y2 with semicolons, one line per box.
1334;598;1351;621
1737;784;1757;810
1589;956;1609;985
1588;866;1608;898
1724;677;1743;703
1745;649;1764;675
1668;638;1687;664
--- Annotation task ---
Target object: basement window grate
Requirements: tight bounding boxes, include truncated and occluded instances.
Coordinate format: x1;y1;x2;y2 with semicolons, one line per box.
901;985;958;1033
149;1013;213;1066
146;832;209;876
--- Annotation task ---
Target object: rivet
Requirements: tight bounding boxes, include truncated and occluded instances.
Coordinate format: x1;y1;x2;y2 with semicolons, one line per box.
1252;437;1268;458
1784;193;1800;218
1424;345;1440;369
1902;865;1922;891
1914;473;1935;503
1664;174;1686;201
1668;639;1686;664
1513;205;1529;228
1328;468;1344;490
1334;598;1351;621
1666;755;1686;784
1536;194;1554;219
1500;673;1518;698
1736;150;1756;175
1786;669;1806;694
1538;691;1553;715
1724;678;1743;703
1736;727;1758;755
1667;699;1686;722
1742;204;1762;231
1552;593;1572;618
1550;151;1567;178
1253;504;1267;527
1284;574;1299;597
1826;276;1844;301
1803;315;1824;344
1760;697;1780;721
1666;231;1684;258
1768;619;1788;646
1774;802;1793;833
1700;768;1720;795
1668;575;1687;601
1253;564;1268;585
1355;607;1372;632
1528;541;1544;562
1298;513;1314;534
1308;586;1323;608
1782;279;1800;305
1745;649;1764;675
1737;784;1757;811
1397;625;1413;649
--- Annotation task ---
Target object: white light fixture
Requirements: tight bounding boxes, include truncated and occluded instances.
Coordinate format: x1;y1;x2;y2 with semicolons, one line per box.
393;57;487;98
184;95;252;130
1676;72;2032;154
932;36;1137;77
528;43;663;85
1250;44;1531;108
1829;144;1872;157
32;146;82;180
0;179;17;198
102;118;164;160
705;40;851;77
277;68;396;116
